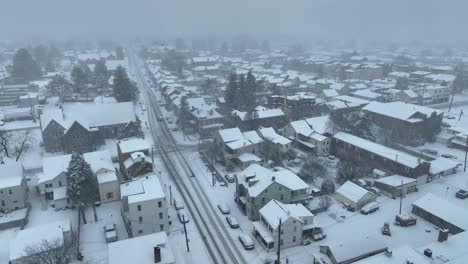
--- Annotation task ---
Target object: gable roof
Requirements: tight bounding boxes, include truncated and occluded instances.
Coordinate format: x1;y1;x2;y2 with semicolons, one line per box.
363;101;442;122
260;199;313;229
336;181;372;203
289;120;314;137
258;127;291;145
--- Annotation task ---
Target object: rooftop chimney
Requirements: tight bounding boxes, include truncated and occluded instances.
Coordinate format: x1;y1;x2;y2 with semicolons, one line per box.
438;228;449;242
272;176;275;182
423;248;432;258
154;246;161;263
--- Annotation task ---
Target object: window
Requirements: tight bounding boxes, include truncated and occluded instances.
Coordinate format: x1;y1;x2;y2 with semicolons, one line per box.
8;189;12;195
58;181;62;187
139;216;143;224
138;230;143;234
293;236;296;243
160;224;164;231
294;226;297;232
106;192;113;199
159;212;163;219
137;205;141;211
280;194;284;200
158;201;162;208
1;200;4;206
280;239;283;246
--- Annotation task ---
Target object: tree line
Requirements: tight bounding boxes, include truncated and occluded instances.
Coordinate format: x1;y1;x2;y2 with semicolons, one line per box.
224;70;258;111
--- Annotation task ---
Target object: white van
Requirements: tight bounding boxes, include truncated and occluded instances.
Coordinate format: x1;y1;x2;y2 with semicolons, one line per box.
239;234;254;250
360;202;379;215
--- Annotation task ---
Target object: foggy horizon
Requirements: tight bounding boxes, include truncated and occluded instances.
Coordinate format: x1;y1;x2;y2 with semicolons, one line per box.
2;0;468;46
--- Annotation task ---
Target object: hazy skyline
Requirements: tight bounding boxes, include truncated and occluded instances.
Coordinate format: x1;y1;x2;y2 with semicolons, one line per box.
1;0;467;45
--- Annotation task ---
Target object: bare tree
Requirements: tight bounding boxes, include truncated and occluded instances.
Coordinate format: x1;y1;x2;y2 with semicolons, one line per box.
22;236;75;264
299;156;327;183
0;130;34;162
319;195;333;211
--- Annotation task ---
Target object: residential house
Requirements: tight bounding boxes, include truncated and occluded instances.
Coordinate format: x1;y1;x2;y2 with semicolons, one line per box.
235;164;310;220
231;105;287;130
362;101;443;146
395;89;418;104
252;200;314;251
326;95;369;114
40;102;140;153
9;220;72;264
281;120;331;155
117;138;152;179
258;127;292;153
319;237;387;264
267;93;317;119
214;127;264;166
0;162;28;212
412;194;468;234
38;150;119;208
334;181;376;210
185;97;224;138
120;175;169;237
333;132;431;178
107;232;175;264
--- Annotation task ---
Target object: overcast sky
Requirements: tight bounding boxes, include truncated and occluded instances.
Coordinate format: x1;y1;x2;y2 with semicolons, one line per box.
1;0;467;45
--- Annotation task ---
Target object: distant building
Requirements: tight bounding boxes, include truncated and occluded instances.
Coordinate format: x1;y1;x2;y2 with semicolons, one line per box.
120;175;169;237
373;175;417;198
334;181;376;210
267;93;317;119
185;97;224;138
235;164;310;220
214;127;264;166
363;101;443;146
319;237;387;264
231;105;287;130
117;138;152;179
40;102;140;153
258;127;292;154
281;120;331;156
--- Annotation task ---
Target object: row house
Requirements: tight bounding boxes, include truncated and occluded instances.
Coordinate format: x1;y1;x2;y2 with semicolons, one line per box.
231;105;287;131
185;97;224;138
214;127;264;167
0;162;28;212
281;120;331;156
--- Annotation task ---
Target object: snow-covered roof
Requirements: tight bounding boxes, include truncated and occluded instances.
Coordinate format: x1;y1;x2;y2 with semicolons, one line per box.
398;89;418;99
232;106;285;121
363;101;442;122
186;97;222;120
258;127;291;145
218;127;244;143
238;164;308;197
336;181;372;203
93;96;117;104
305;115;331;135
40;150;114;184
290;120;314;137
260;200;313;229
334;132;422;168
412;193;468;231
328;95;369;110
242;131;264;144
120;175;165;204
53;186;68;200
429;157;458;175
353;89;381;99
238;153;261;163
97;172;118;184
321;89;339;98
415;231;468;264
322;237;387;264
118;138;151;154
0;162;24;189
108;232;175;264
374;175;416;187
10;220;70;261
354;245;427;264
41;102;136;131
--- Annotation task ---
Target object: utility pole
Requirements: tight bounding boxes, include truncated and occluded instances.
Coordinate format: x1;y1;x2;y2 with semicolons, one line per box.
448;84;456;112
169;185;172;206
399;180;403;215
275;218;282;264
464;135;468;172
459;109;464;121
183;215;190;252
211;147;215;187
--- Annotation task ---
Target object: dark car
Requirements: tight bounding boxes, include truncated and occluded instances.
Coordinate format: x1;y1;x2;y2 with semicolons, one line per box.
456;189;468;199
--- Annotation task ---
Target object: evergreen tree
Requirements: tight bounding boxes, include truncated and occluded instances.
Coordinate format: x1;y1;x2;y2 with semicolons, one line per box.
224;73;238;108
94;60;109;87
321;179;336;194
66;154;98;207
32;45;49;68
350;113;376;141
11;48;41;81
47;75;72;101
299;157;326;183
178;96;190;136
245;71;257;111
71;66;87;93
112;66;138;102
238;74;246;109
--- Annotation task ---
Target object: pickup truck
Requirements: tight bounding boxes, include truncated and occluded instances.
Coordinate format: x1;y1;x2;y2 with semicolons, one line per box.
104;224;118;243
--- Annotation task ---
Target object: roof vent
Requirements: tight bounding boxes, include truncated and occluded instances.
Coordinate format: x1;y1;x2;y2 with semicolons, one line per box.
424;248;432;258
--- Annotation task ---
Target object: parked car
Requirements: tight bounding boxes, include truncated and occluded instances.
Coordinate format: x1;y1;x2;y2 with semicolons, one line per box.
441;154;456;159
456;189;468;199
238;234;254;250
174;199;184;210
104;224;118;243
172;127;178;131
167;118;173;124
225;174;235;183
218;203;230;214
395;214;417;226
226;216;239;228
178;209;190;223
157;116;164;121
361;202;379;215
381;222;391;236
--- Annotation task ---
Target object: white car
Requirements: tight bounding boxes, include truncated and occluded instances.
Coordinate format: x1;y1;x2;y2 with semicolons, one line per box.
361;202;379;215
226;216;239;228
178;209;190;223
217;203;230;214
239;234;254;250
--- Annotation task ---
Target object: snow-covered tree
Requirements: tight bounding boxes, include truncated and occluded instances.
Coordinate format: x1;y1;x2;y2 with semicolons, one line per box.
66;154;98;208
321;179;336;194
112;66;138;102
299;156;326;183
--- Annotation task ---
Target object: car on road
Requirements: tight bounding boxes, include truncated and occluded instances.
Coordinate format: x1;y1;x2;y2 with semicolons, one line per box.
171;127;178;131
456;189;468;199
157;116;164;121
178;209;190;223
167;118;173;124
441;154;456;159
361;202;379;215
174;199;184;210
238;234;254;250
225;174;235;183
226;216;239;228
217;203;230;214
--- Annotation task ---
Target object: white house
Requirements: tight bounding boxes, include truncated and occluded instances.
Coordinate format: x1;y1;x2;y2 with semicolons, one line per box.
214;127;264;165
0;162;28;212
120;175;169;237
281;120;331;156
108;232;175;264
38;150;119;208
253;200;314;251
